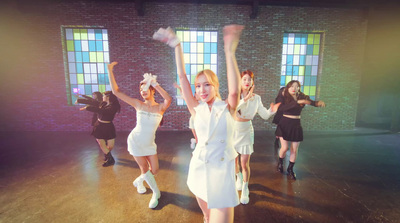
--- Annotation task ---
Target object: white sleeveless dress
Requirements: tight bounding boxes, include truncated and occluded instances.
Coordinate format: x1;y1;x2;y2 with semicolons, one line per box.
127;110;162;157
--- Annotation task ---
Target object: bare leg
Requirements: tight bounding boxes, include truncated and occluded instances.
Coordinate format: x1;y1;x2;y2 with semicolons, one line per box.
289;142;300;162
278;137;289;158
240;154;251;182
196;197;210;223
106;139;115;152
134;156;150;174
96;139;109;154
209;207;234;223
145;154;159;175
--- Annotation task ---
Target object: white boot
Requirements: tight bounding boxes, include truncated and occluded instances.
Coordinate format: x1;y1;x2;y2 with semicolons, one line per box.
143;170;161;208
235;172;243;191
240;181;249;204
133;175;146;194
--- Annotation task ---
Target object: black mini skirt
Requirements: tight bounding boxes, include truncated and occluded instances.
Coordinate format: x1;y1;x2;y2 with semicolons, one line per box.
92;121;116;140
275;116;303;142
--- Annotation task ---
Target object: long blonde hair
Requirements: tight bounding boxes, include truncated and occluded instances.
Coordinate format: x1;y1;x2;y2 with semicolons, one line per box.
195;69;221;99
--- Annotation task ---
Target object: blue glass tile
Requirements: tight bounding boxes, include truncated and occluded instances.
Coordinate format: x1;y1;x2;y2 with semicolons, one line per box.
305;66;312;76
301;34;307;44
286;66;292;75
185;64;191;74
280;75;286;86
96;40;103;51
76;63;83;73
300;55;305;65
311;76;317;85
183;42;190;53
304;76;311;85
204;43;211;53
75;52;82;62
307;45;313;55
287;55;293;65
204;54;211;64
197;33;204;42
85;85;92;95
211;43;217;53
82;52;90;62
295;35;301;44
74;40;82;51
293;66;299;75
89;41;96;51
95;29;102;40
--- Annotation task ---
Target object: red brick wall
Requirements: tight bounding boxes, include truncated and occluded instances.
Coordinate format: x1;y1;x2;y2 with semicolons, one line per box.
0;1;367;131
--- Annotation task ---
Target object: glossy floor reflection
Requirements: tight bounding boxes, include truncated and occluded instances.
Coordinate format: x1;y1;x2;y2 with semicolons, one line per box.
0;128;399;223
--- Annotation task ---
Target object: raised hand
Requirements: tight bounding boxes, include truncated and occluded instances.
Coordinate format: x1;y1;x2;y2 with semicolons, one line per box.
108;62;118;72
317;100;326;107
223;24;244;53
153;27;180;48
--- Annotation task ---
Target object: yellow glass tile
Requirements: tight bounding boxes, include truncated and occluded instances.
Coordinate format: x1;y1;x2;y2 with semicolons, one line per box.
197;43;204;53
77;74;84;84
197;65;203;72
97;52;104;62
307;34;314;44
184;54;190;63
80;29;88;40
176;31;183;42
197;54;204;64
294;44;300;54
184;31;190;42
285;76;292;85
299;66;305;76
73;29;81;40
90;52;97;62
67;40;74;51
191;74;196;84
204;64;210;70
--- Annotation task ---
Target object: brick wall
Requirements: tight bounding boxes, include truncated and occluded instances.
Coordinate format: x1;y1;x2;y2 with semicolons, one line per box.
0;1;367;131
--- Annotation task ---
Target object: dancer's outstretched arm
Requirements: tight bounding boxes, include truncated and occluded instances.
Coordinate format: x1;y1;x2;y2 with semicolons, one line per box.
153;27;198;116
107;62;141;109
223;25;244;115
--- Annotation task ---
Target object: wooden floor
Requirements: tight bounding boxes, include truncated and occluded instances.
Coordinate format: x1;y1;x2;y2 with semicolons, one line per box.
0;128;399;223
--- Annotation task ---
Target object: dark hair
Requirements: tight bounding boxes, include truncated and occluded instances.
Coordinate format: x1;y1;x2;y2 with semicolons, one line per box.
283;80;309;104
104;91;121;113
140;83;156;93
92;92;103;102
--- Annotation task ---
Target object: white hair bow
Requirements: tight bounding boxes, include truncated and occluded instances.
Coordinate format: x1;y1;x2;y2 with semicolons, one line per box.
141;73;157;91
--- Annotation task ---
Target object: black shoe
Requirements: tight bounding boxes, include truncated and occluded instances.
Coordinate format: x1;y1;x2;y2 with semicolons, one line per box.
287;162;296;180
102;152;115;167
277;157;283;173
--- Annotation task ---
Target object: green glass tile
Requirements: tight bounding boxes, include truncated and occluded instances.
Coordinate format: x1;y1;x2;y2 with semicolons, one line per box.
77;74;84;84
67;40;74;51
313;45;320;55
73;29;81;40
307;34;314;44
299;66;305;75
310;86;316;96
90;52;97;62
99;85;106;93
303;86;309;95
176;31;183;42
191;74;196;84
80;29;88;40
97;52;104;62
314;34;320;44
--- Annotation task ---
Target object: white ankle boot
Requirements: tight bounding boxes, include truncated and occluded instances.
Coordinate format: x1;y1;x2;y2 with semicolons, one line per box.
236;172;243;191
240;181;249;204
133;175;146;194
143;170;161;208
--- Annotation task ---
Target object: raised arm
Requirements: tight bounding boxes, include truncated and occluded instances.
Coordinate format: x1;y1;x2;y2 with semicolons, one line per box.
223;25;244;115
153;82;172;113
153;27;198;116
107;62;141;109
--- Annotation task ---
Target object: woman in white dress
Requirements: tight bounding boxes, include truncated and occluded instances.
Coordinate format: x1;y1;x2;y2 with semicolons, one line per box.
233;70;280;204
153;24;243;223
107;62;172;209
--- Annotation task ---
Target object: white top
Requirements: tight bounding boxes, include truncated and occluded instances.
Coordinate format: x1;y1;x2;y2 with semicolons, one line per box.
236;94;274;120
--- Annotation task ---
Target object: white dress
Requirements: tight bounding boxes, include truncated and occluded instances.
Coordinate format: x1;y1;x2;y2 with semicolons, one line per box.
186;98;239;209
234;94;274;155
127;110;162;157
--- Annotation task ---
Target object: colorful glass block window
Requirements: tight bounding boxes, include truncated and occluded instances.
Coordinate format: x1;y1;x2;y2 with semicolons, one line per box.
280;33;322;100
62;27;110;105
175;29;218;105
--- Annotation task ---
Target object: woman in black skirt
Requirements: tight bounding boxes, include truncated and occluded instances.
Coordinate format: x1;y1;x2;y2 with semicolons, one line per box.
79;91;121;167
275;80;325;180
